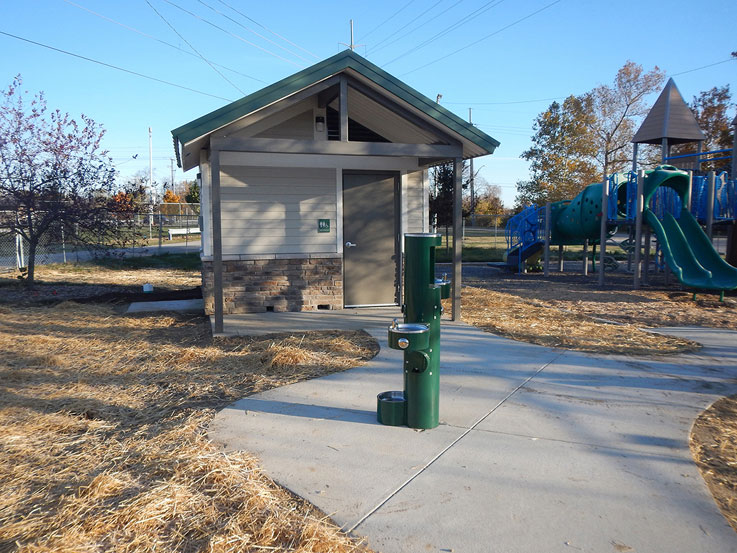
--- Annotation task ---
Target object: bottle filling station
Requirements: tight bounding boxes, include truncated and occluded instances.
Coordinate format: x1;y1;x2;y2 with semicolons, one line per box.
377;233;450;430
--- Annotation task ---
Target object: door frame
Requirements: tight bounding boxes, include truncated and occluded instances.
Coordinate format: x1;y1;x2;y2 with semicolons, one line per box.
342;170;401;307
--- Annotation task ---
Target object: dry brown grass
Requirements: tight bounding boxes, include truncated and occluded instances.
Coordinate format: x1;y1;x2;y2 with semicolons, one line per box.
691;395;737;532
0;302;377;552
29;264;201;288
475;270;737;330
451;286;699;355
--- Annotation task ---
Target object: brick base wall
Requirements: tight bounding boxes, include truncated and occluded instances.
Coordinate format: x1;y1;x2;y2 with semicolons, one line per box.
202;257;343;314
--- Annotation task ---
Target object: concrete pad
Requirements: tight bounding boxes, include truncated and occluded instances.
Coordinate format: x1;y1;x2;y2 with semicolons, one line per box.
209;318;737;553
211;320;562;530
359;430;737;553
126;298;204;313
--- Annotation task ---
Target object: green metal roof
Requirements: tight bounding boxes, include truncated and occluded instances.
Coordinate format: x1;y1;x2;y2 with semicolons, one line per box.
171;50;499;162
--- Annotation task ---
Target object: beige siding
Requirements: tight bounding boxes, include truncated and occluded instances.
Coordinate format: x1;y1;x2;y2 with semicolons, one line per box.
253;110;314;140
223;97;316;140
405;169;427;233
220;165;336;256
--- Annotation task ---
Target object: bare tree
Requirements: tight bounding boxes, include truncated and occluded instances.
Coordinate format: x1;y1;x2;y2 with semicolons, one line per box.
0;76;137;286
582;61;665;175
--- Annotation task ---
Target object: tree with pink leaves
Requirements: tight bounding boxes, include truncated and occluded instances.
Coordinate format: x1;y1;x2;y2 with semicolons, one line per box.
0;75;137;286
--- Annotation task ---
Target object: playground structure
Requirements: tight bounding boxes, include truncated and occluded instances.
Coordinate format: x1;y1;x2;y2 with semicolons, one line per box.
506;77;737;296
505;166;737;294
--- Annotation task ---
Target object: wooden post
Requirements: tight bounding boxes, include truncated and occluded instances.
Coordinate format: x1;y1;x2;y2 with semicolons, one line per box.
634;170;645;289
543;203;551;277
339;76;348;142
452;157;463;321
598;175;608;286
211;149;224;335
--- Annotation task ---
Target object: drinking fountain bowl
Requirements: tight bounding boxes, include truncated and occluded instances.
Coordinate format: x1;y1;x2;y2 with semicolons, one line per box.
388;319;430;352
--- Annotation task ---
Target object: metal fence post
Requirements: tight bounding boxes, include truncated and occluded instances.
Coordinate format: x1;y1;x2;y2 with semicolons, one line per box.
543;203;551;277
61;223;67;264
16;233;24;269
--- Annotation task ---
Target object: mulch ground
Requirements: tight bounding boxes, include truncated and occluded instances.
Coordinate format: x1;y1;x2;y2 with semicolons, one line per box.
0;266;377;553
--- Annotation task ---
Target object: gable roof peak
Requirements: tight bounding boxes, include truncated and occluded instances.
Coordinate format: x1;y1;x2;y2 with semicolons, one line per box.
171;49;499;169
632;77;705;145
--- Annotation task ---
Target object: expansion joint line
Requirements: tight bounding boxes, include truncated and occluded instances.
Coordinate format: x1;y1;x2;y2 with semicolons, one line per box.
347;351;564;534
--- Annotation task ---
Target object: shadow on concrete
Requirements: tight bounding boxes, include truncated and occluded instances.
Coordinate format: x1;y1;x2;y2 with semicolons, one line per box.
231;398;378;426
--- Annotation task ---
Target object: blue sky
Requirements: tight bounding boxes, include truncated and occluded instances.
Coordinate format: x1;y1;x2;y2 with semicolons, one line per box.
2;0;736;206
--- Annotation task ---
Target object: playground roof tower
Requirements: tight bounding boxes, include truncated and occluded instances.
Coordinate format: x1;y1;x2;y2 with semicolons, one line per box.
632;78;705;145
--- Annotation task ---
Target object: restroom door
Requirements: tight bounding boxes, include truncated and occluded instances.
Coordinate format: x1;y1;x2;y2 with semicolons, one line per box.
342;172;398;307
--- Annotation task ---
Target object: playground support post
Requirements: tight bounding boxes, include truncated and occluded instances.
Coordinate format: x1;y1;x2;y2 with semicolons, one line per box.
632;142;638;173
598;175;608;286
633;170;645;289
706;171;715;241
582;240;589;276
543;203;551;277
643;230;651;285
558;245;564;272
732;115;737;176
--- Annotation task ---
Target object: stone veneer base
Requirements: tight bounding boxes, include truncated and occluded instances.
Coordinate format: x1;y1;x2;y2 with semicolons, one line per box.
202;255;342;314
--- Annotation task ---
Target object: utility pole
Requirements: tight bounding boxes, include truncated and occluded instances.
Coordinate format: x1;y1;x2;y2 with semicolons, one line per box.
148;127;153;239
469;108;475;225
149;127;154;201
170;158;175;193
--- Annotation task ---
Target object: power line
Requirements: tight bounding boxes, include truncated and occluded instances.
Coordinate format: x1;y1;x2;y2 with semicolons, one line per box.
383;0;506;67
402;0;563;76
145;0;245;95
670;57;736;77
368;0;453;55
445;58;734;108
196;0;312;63
0;30;234;102
160;0;303;67
445;96;566;105
215;0;320;60
359;0;416;42
60;0;266;84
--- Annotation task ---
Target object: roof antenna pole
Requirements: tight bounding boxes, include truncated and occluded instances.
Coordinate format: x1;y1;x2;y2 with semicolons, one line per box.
339;20;364;52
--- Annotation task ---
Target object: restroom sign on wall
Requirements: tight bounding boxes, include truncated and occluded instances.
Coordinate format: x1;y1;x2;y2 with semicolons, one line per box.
318;219;330;233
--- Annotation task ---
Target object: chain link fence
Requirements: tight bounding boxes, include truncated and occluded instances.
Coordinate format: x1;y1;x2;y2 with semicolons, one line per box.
0;203;201;273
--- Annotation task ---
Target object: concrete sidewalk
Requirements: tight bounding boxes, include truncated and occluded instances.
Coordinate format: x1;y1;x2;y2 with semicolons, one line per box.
210;314;737;553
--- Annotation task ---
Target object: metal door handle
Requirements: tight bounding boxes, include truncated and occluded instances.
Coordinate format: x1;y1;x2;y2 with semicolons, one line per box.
345;241;357;248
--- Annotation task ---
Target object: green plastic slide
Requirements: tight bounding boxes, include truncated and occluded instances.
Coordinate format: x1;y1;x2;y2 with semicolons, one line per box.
645;207;737;291
641;166;737;292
